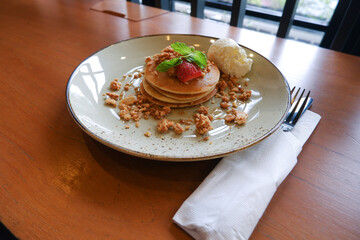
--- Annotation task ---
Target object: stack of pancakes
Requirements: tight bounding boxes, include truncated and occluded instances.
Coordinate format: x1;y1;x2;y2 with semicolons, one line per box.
140;61;220;108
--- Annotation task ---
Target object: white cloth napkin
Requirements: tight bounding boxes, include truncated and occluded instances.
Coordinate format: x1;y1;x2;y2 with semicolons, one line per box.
173;110;321;240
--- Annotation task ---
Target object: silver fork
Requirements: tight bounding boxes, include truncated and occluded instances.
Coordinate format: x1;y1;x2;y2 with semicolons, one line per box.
281;87;313;132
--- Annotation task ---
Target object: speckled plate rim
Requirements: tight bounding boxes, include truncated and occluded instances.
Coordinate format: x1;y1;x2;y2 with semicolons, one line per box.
65;34;291;162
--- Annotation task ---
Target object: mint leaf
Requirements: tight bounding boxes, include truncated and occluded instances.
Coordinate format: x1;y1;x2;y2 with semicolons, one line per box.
171;42;193;56
185;51;207;69
155;43;207;72
156;58;183;72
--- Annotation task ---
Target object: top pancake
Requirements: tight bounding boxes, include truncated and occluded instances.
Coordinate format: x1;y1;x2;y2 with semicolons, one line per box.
145;61;220;95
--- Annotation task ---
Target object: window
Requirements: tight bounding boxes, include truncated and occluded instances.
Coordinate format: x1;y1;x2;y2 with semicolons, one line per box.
174;0;339;45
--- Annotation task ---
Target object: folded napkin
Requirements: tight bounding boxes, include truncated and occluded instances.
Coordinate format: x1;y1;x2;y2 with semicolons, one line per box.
173;110;321;240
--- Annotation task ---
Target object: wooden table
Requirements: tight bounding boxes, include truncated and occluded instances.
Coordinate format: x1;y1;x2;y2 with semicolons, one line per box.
1;0;360;239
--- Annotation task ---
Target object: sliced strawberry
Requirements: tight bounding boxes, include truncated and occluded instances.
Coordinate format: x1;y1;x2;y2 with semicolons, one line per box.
176;61;202;82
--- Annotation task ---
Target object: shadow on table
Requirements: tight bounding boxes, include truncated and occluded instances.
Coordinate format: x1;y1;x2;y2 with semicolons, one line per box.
83;132;220;189
0;222;17;240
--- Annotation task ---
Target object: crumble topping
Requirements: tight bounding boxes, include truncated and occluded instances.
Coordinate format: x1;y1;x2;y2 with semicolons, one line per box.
105;98;117;107
103;62;252;139
194;113;213;135
157;119;175;133
110;79;121;91
225;109;248;125
174;123;185;135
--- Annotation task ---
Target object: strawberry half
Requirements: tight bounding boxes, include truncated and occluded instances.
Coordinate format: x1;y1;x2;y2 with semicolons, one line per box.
176;61;202;82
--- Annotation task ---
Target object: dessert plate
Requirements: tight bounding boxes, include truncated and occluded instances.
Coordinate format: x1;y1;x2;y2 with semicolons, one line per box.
66;34;290;161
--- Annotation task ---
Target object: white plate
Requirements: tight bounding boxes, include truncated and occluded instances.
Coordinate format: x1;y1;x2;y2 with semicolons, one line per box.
66;34;290;161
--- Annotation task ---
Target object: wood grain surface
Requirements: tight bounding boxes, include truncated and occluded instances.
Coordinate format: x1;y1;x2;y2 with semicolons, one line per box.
90;0;169;21
0;0;360;239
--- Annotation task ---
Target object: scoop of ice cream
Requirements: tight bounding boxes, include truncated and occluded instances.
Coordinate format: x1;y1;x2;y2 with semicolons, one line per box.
207;38;253;77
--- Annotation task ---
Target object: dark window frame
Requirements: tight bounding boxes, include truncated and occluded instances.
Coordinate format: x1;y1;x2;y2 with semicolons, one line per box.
176;0;329;32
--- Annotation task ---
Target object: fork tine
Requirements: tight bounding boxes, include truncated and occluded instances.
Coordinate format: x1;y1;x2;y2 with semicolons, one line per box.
292;90;311;125
282;87;312;132
290;86;296;95
286;88;305;122
291;87;301;104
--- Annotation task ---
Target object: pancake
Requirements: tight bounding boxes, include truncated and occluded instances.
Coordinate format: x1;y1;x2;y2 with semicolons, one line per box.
140;82;218;108
145;62;220;95
142;79;215;103
145;79;212;101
